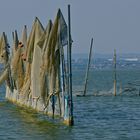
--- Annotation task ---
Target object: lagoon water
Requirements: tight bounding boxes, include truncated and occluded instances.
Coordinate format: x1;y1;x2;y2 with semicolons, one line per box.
0;70;140;140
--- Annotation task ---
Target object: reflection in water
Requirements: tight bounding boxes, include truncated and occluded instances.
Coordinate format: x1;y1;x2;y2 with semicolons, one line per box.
0;101;73;140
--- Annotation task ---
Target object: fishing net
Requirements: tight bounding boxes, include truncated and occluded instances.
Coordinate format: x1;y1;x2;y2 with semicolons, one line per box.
39;21;52;102
16;58;24;90
0;33;9;63
30;18;45;98
31;45;42;98
26;17;44;63
0;68;8;85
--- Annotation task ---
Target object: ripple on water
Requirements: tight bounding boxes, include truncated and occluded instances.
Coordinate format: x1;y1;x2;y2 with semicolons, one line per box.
1;70;140;139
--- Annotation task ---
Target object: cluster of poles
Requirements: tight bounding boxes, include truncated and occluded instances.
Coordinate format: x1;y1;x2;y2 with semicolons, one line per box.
77;38;139;97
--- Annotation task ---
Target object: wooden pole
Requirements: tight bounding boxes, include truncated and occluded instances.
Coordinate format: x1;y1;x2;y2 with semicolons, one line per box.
67;4;74;125
83;38;93;96
12;32;14;41
114;49;117;96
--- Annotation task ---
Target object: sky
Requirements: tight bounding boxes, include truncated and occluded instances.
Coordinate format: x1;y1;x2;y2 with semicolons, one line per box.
0;0;140;54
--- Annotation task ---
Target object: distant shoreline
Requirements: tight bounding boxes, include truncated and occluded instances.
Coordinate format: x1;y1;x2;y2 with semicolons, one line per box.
72;53;140;60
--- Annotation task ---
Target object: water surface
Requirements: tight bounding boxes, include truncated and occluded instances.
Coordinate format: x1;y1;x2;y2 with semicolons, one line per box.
0;70;140;140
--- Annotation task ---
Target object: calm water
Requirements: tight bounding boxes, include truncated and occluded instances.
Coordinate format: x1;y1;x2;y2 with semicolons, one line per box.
0;70;140;140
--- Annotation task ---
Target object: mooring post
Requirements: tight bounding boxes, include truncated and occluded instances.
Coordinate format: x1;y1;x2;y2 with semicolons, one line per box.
83;38;93;96
114;49;117;96
67;4;74;125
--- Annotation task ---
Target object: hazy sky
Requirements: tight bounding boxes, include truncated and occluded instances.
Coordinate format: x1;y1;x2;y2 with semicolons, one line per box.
0;0;140;54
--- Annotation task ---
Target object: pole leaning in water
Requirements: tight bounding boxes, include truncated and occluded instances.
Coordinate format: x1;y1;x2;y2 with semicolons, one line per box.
65;4;74;125
83;38;93;96
114;49;117;96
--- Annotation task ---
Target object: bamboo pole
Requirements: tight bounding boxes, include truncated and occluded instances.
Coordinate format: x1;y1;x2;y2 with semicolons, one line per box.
114;49;117;96
67;4;74;125
59;45;66;117
12;32;14;41
83;38;93;96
